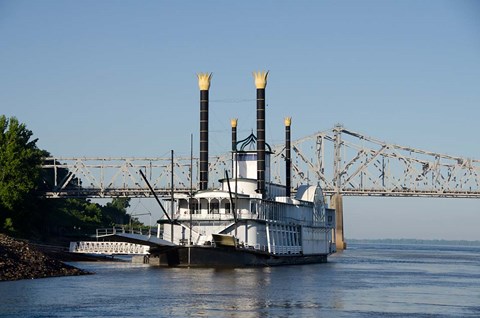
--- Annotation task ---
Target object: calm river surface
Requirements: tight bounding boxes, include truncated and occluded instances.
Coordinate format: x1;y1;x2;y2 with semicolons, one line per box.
1;243;479;317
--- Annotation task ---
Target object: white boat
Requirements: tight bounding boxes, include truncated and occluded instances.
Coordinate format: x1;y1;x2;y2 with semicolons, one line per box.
148;71;337;267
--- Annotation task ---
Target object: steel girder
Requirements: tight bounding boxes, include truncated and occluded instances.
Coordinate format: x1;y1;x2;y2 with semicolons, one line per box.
270;125;480;198
40;126;480;198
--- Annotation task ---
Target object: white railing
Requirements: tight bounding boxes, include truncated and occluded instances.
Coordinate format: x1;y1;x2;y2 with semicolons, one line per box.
269;245;302;255
69;241;149;255
96;226;151;238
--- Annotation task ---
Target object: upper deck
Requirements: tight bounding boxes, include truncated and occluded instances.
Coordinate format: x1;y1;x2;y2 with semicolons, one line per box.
173;180;329;227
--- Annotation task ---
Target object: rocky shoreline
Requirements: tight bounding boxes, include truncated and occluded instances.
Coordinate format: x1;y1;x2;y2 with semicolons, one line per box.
0;233;90;281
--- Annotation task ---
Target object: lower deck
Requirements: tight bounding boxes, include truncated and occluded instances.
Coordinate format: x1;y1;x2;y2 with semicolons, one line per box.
144;245;329;267
162;219;335;257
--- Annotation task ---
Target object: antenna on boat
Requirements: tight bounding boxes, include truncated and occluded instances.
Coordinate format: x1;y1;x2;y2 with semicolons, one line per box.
189;133;193;247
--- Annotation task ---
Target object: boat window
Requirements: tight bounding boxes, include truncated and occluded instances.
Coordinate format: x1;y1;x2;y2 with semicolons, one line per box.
237;153;257;161
210;200;219;214
250;201;257;214
189;201;199;214
225;202;235;214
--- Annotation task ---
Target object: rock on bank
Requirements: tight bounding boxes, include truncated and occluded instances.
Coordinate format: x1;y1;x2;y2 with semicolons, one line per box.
0;233;89;281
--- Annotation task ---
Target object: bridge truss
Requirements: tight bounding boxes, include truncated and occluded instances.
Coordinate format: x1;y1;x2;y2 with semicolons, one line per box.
41;125;480;198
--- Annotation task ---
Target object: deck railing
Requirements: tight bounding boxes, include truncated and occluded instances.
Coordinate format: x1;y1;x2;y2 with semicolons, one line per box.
96;226;151;238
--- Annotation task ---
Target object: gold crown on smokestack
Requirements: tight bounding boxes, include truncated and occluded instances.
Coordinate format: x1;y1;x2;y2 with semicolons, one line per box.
197;73;212;90
284;117;291;127
231;118;238;128
253;71;269;89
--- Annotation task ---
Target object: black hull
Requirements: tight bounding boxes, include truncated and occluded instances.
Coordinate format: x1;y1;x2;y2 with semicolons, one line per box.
147;246;328;267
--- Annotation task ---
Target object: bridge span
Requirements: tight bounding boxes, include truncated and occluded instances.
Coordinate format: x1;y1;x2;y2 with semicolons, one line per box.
41;125;480;199
40;125;480;250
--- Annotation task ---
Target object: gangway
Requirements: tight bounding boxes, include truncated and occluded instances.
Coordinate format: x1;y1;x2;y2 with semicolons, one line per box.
69;226;175;256
69;241;149;255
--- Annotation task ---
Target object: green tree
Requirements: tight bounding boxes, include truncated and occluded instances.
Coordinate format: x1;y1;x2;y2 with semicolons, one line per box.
0;115;45;233
102;197;131;225
0;115;143;239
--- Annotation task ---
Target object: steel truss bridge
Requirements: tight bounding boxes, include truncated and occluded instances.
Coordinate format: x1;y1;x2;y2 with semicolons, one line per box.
41;125;480;199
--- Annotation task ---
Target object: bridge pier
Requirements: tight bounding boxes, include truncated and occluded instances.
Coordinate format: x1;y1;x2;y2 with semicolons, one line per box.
331;193;347;250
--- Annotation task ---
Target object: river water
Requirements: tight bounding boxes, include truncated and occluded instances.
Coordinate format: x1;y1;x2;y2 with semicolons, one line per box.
1;243;479;317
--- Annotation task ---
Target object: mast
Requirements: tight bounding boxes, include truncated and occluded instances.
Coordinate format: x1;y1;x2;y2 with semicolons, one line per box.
170;149;174;243
189;134;193;265
231;118;238;236
189;133;193;246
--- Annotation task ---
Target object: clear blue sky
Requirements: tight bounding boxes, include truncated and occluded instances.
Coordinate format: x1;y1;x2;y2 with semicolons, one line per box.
1;1;479;240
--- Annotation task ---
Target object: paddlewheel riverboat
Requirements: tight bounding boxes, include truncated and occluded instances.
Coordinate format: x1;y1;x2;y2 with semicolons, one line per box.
147;71;337;267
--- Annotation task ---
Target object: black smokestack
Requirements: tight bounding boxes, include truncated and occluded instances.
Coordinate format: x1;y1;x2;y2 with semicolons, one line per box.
197;73;212;191
231;118;237;151
253;71;268;196
285;117;292;197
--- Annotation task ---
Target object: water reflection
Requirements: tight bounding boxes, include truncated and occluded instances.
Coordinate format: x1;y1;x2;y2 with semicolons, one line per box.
159;265;347;317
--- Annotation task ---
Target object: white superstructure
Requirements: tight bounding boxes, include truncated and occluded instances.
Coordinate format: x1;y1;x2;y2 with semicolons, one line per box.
157;149;336;258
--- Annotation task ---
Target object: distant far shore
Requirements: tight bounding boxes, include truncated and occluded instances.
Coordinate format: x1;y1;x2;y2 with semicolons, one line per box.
0;233;91;282
346;238;480;246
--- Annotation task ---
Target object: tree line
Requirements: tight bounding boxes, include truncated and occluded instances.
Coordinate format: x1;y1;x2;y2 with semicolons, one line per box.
0;115;141;240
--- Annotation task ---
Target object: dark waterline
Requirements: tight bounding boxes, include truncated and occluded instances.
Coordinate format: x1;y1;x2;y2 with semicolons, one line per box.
1;243;479;317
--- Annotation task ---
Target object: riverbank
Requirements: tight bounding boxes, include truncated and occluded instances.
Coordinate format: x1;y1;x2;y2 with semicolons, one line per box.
0;233;90;281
